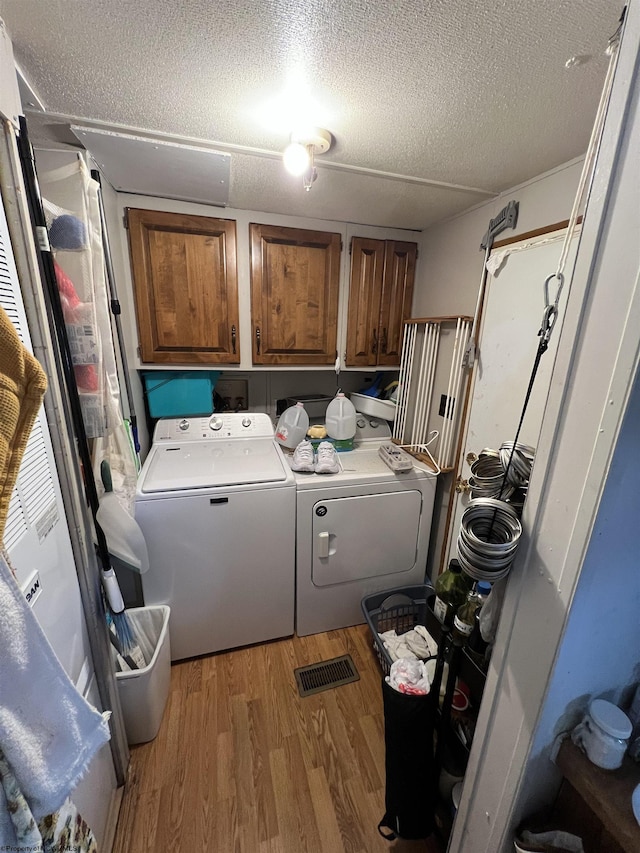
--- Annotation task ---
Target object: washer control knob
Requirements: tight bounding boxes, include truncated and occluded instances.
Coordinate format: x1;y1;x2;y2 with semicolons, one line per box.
370;418;380;428
356;417;366;429
178;419;190;431
209;417;224;431
241;417;252;428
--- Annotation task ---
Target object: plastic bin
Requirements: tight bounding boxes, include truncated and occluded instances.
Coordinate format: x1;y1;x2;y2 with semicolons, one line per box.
142;371;220;417
115;605;171;745
350;392;397;422
361;584;435;676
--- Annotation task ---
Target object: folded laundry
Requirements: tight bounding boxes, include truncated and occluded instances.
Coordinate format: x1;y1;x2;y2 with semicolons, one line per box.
386;658;431;695
380;625;438;662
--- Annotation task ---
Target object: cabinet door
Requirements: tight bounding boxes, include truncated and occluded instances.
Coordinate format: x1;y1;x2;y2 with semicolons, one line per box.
378;240;417;366
249;224;341;364
127;209;239;364
345;237;385;366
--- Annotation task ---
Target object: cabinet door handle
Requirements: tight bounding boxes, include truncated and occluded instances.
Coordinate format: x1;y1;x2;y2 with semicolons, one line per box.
381;327;388;354
255;326;261;355
371;328;378;355
231;325;236;354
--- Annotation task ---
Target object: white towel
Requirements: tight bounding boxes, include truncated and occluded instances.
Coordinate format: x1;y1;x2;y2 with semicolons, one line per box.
0;552;110;838
381;625;438;662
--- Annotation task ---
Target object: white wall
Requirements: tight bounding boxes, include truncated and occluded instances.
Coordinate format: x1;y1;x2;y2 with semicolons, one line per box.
413;158;584;578
512;369;640;823
0;17;20;127
414;157;584;318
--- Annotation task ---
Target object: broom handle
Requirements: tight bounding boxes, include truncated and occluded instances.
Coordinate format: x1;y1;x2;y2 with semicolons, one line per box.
91;169;139;453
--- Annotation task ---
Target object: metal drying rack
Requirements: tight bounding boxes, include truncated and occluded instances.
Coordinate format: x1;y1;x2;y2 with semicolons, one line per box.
393;316;473;472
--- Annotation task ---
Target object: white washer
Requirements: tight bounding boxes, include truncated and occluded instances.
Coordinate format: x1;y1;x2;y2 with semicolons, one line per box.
136;413;295;661
294;415;437;636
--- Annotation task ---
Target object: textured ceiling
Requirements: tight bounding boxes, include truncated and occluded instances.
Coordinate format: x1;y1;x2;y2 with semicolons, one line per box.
0;0;622;229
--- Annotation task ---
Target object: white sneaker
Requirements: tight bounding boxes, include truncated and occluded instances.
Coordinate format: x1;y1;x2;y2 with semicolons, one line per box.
315;441;340;474
290;440;315;472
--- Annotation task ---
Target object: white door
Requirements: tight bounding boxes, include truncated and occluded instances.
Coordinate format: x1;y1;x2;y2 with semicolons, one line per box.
445;230;579;565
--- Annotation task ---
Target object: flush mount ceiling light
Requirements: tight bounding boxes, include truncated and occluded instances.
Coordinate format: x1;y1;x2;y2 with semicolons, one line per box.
283;127;332;191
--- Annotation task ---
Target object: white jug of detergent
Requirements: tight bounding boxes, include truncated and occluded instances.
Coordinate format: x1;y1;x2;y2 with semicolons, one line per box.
325;392;357;441
275;401;309;449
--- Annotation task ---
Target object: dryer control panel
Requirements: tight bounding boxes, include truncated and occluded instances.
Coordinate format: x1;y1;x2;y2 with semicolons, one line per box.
153;412;275;442
354;414;392;443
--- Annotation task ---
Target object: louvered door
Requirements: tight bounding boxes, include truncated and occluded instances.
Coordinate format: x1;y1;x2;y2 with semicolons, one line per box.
4;418;57;551
1;205;57;556
0;182;85;676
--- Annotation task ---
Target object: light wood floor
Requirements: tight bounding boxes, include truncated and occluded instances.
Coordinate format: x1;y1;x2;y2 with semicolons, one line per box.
113;624;443;853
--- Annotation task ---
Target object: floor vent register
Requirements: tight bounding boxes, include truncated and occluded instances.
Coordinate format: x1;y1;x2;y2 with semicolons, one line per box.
294;654;360;697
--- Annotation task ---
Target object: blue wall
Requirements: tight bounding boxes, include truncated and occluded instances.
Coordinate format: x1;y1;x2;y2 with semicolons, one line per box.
516;365;640;816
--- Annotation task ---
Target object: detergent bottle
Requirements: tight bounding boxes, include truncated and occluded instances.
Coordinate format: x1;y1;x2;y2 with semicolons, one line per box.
275;402;309;449
325;392;357;450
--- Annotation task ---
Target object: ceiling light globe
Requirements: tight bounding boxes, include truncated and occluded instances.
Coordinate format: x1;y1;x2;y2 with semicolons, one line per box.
283;142;310;176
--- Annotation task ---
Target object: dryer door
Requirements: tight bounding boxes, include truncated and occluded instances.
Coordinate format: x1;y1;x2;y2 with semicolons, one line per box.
312;491;422;586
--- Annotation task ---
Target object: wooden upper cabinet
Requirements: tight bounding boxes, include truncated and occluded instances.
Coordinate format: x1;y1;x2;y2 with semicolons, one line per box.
127;208;239;364
345;238;385;367
378;240;417;365
249;224;341;365
345;238;417;367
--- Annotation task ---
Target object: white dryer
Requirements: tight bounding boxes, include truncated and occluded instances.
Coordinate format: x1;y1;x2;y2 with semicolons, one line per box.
294;416;437;636
136;413;295;660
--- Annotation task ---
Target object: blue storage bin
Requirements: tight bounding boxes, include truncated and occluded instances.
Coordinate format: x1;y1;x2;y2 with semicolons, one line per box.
142;371;220;418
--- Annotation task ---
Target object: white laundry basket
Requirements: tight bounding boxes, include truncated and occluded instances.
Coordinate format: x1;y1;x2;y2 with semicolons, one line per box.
115;605;171;745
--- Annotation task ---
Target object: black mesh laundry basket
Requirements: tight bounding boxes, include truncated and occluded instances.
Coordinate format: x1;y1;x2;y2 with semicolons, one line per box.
361;584;436;676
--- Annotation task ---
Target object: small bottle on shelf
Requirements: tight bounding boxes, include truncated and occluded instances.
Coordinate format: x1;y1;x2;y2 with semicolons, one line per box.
452;582;491;645
434;559;472;628
467;608;490;668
